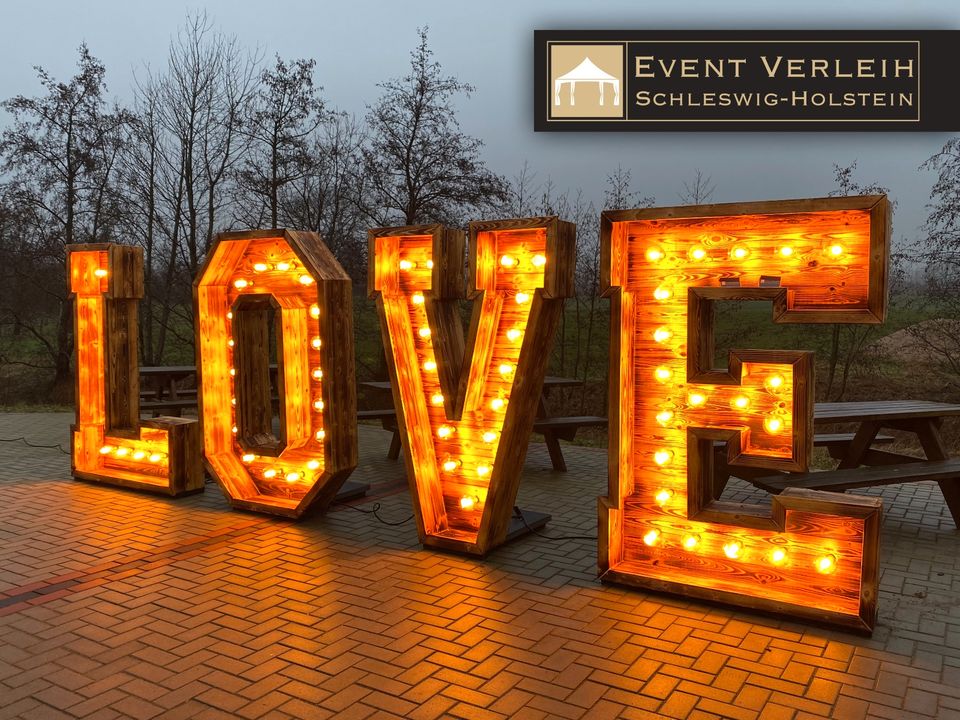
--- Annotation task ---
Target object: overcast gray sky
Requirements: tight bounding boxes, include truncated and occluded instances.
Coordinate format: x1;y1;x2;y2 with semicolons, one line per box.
1;0;957;247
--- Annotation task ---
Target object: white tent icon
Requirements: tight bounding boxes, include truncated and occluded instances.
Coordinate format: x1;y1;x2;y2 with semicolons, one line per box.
554;57;620;107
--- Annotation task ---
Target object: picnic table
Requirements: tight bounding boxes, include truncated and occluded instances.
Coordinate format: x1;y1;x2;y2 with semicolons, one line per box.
359;376;607;471
746;400;960;526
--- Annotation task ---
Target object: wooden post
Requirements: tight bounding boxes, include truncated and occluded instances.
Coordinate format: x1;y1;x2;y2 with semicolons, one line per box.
67;244;203;496
599;195;889;633
369;218;576;556
193;229;358;518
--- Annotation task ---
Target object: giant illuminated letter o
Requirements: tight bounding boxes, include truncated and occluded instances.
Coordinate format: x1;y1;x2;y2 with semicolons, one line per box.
194;229;357;517
68;244;203;495
371;218;575;556
601;195;889;632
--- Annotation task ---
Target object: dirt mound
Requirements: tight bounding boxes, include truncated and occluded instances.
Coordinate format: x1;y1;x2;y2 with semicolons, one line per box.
871;318;960;364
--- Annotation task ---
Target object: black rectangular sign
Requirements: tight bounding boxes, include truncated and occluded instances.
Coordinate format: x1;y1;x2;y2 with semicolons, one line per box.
535;30;959;131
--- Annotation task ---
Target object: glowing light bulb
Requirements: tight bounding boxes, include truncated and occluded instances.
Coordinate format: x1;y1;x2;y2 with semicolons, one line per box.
500;254;516;267
506;328;523;342
655;489;673;506
233;279;249;289
310;304;320;318
241;453;255;463
437;425;454;439
654;450;673;466
765;374;785;392
227;339;235;348
399;259;414;271
515;292;530;304
764;416;783;434
423;360;437;372
132;450;146;461
723;541;742;559
229;368;236;377
653;286;672;301
412;293;425;305
231;398;236;406
491;397;505;411
276;261;291;271
231;426;238;434
99;445;113;455
285;472;300;483
148;453;162;463
115;447;129;457
312;369;323;380
778;246;794;258
646;247;664;262
816;554;837;574
460;495;478;511
731;395;750;410
653;327;672;343
430;393;444;406
655;410;674;426
443;459;460;472
532;254;546;267
312;337;322;350
418;327;431;339
425;260;434;269
94;268;108;278
771;548;787;565
313;399;324;411
482;431;498;443
683;534;701;550
689;246;707;261
315;429;326;441
253;262;269;272
307;460;320;471
643;529;660;546
298;275;314;286
226;312;233;320
498;364;514;376
730;246;750;261
263;469;277;479
688;392;706;407
828;244;844;257
476;464;491;477
654;367;672;383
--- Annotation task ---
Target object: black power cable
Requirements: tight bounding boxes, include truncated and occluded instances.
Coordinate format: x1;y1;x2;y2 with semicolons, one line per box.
0;436;70;455
345;501;413;526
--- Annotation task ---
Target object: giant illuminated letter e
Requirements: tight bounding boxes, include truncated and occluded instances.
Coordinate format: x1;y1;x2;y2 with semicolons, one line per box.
371;218;575;556
601;195;889;632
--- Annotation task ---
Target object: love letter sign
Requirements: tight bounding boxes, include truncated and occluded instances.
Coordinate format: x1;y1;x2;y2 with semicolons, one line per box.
600;195;889;632
370;218;575;556
194;229;357;518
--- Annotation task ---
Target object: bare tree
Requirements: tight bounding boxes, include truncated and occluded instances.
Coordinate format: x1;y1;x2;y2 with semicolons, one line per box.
360;27;507;227
678;168;716;205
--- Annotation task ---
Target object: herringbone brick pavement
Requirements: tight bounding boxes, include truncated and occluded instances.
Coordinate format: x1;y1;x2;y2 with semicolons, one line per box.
0;412;958;719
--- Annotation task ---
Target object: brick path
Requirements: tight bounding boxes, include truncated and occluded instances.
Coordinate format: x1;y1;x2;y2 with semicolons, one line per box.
0;412;958;719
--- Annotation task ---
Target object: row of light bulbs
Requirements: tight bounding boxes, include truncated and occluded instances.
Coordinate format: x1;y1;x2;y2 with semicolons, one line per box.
645;243;846;264
98;445;166;464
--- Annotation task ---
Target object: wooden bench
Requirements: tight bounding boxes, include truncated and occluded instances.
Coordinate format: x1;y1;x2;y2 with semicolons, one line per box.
751;459;960;500
532;415;608;471
141;399;198;417
358;409;400;459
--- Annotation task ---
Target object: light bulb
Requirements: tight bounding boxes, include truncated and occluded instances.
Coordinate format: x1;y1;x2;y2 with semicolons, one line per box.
310;304;320;318
312;337;322;349
148;453;162;463
655;410;673;426
500;254;516;267
506;328;523;342
778;246;794;258
771;548;787;565
285;472;300;483
653;286;672;301
115;447;129;457
315;429;326;441
430;393;444;406
730;246;750;261
227;339;235;348
482;431;498;443
731;395;750;410
498;364;514;376
655;489;672;506
263;469;277;479
491;397;505;411
683;534;700;550
229;368;236;377
253;262;269;272
460;495;478;511
654;367;672;383
816;554;837;574
313;399;324;411
688;392;706;407
515;292;530;304
764;416;783;434
765;374;785;392
532;254;546;267
828;244;844;257
299;273;315;286
423;360;437;372
313;369;323;380
132;450;146;461
643;529;660;546
654;450;673;466
226;312;233;320
443;459;460;472
276;261;291;271
412;293;425;305
437;425;454;439
94;268;108;278
399;259;414;271
307;460;320;471
418;327;431;339
241;453;255;463
653;328;672;343
233;279;249;289
99;445;113;455
646;247;664;262
476;464;491;477
425;260;434;269
231;426;238;434
723;541;742;559
689;246;707;261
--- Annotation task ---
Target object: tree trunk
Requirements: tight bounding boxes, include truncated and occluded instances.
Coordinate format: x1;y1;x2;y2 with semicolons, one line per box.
51;300;74;403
